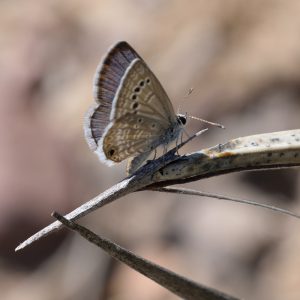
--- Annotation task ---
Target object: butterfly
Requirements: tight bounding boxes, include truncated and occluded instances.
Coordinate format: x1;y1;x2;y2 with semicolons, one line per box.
84;41;187;174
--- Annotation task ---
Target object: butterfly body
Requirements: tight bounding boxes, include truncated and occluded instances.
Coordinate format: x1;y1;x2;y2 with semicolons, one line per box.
84;41;186;173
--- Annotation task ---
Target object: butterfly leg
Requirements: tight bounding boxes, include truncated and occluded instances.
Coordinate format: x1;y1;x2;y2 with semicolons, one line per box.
182;126;190;139
163;144;168;155
153;148;157;160
175;131;184;156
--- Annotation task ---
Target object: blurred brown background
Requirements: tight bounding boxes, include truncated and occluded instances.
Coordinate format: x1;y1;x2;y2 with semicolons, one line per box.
1;1;300;299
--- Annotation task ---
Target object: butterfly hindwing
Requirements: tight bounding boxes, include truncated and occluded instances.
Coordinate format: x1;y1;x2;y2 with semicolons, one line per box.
84;42;140;151
101;113;168;162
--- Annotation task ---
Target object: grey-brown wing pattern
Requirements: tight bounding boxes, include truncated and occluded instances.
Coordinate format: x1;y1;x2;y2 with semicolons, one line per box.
112;59;176;127
84;41;140;151
102;113;168;162
84;41;183;170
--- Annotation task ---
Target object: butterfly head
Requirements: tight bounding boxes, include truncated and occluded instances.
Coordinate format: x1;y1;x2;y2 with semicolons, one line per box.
176;114;187;126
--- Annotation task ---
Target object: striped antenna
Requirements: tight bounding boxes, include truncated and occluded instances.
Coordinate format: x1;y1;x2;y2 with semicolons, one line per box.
189;115;225;129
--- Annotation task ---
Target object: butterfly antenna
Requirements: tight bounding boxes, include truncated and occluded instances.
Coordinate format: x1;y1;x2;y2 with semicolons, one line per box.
184;87;194;98
177;104;182;115
182;124;191;139
189;115;225;129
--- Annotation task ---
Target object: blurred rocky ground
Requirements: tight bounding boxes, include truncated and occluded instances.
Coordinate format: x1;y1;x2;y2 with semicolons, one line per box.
0;1;299;299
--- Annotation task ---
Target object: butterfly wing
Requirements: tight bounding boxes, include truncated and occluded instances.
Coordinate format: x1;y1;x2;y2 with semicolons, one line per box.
101;112;170;163
111;58;177;126
84;41;140;151
84;42;178;165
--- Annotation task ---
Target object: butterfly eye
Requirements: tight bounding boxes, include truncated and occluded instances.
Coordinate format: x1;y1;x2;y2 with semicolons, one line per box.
146;78;151;84
139;80;145;87
177;115;187;125
134;87;140;93
131;94;137;100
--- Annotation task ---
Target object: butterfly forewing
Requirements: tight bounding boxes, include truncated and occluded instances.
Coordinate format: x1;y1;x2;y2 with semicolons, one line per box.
112;59;177;127
85;42;140;151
